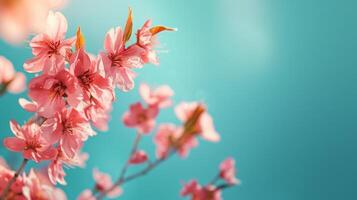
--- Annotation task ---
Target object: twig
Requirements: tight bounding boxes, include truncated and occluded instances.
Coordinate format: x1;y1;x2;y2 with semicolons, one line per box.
0;159;29;199
96;149;175;200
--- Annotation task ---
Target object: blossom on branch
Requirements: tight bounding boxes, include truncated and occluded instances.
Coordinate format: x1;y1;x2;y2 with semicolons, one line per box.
3;121;57;163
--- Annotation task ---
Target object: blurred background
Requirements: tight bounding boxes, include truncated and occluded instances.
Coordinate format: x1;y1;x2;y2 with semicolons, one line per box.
1;0;357;199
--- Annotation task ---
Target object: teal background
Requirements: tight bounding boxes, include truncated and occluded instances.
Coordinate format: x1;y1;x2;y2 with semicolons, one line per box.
1;0;357;199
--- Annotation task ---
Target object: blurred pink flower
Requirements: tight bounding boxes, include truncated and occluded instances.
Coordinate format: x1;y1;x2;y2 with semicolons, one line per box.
0;0;61;44
28;69;83;118
139;83;174;108
181;180;222;200
77;189;95;200
23;169;67;200
93;169;122;199
3;120;57;163
129;150;148;165
219;157;239;185
123;102;159;134
24;11;74;74
41;108;95;159
0;164;26;199
175;102;220;142
100;27;144;91
48;147;88;185
154;124;197;159
0;56;26;94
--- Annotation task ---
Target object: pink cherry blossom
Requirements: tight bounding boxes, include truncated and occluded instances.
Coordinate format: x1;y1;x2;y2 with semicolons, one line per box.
100;27;144;91
93;168;122;199
41;108;95;159
3;120;57;163
70;49;114;103
48;146;88;185
0;0;59;44
135;20;159;65
0;165;26;199
22;169;67;200
28;69;83;118
129;150;148;165
219;157;239;185
77;189;95;200
18;98;38;113
84;100;112;131
0;56;26;94
154;124;197;159
122;102;159;134
181;180;222;200
24;11;75;74
139;83;174;108
136;20;176;65
175;102;220;142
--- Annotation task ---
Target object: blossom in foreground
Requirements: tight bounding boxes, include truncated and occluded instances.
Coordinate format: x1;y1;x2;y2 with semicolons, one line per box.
123;102;159;134
136;20;176;65
100;26;144;91
0;0;62;44
0;162;25;199
219;157;239;185
0;56;26;94
93;169;122;199
70;49;114;104
24;11;74;74
28;70;83;118
139;83;174;108
23;169;67;200
181;180;221;200
42;108;95;159
3;121;57;162
48;147;88;185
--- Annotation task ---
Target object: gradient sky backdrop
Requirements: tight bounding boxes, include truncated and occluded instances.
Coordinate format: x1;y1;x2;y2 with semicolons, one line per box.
0;0;357;199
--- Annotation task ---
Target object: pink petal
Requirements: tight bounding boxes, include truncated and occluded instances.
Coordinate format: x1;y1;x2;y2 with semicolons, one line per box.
18;98;37;112
45;11;68;40
9;120;24;138
0;56;15;83
7;72;26;94
199;113;220;142
3;137;25;152
129;150;148;164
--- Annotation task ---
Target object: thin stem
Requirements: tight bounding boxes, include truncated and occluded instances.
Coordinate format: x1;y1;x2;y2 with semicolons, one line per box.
95;133;143;199
118;133;142;182
215;183;234;190
96;149;175;200
209;174;220;185
0;159;28;199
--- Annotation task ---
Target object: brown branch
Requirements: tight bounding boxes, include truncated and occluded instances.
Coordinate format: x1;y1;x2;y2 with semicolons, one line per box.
0;159;29;199
96;149;175;200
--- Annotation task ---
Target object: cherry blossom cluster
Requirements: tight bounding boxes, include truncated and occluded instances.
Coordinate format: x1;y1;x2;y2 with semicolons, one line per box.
0;158;66;200
0;7;239;200
181;158;240;200
76;84;238;199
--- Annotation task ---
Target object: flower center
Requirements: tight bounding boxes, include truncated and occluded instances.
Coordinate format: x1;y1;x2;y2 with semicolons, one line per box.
109;53;123;68
52;81;67;98
78;70;94;88
25;140;41;151
47;40;61;56
63;121;74;135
